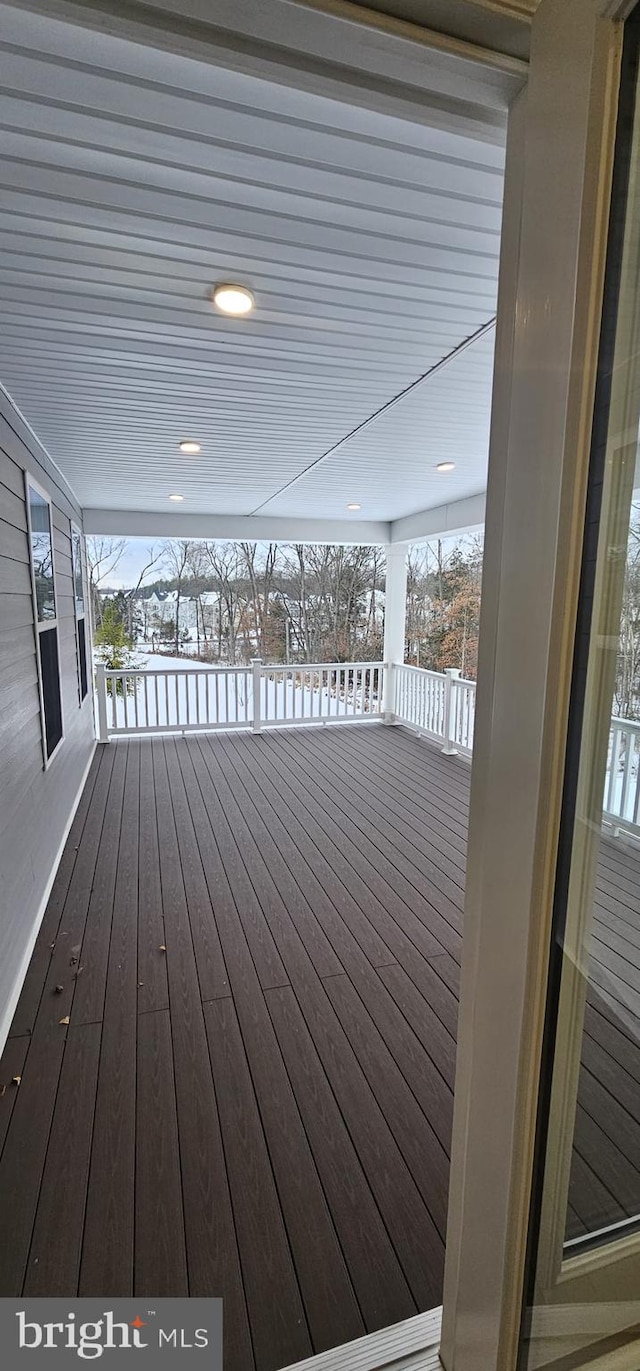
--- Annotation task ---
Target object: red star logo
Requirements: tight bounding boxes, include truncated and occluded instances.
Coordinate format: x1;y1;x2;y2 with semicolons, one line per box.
130;1317;147;1330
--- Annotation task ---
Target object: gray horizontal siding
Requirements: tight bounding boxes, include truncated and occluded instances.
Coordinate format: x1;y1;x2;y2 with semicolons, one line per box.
0;393;94;1048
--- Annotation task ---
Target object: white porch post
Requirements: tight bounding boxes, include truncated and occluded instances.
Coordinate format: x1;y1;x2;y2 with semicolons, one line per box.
96;663;108;743
382;542;408;721
440;4;624;1369
442;667;461;755
251;657;262;733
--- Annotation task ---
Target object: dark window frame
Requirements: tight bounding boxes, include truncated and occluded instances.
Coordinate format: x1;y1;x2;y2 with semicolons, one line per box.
24;472;65;767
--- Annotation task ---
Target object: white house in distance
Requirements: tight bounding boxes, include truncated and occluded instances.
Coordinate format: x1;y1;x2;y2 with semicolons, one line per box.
138;588;222;645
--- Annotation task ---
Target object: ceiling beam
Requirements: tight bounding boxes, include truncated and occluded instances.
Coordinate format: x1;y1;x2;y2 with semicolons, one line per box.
7;0;523;140
82;508;391;546
391;491;486;542
84;494;489;546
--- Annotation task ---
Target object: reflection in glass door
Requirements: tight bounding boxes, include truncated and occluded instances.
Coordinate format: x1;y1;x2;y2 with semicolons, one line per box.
521;8;640;1368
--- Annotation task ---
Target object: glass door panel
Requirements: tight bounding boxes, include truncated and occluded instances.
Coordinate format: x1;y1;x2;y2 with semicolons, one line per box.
521;10;640;1367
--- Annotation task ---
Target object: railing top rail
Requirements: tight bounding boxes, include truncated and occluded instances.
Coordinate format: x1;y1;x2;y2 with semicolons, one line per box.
265;661;384;672
102;664;251;677
611;715;640;732
394;662;477;688
102;660;385;678
394;664;446;679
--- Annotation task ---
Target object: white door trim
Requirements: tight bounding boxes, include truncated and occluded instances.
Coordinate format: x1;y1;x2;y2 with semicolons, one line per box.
440;1;624;1368
278;1307;441;1371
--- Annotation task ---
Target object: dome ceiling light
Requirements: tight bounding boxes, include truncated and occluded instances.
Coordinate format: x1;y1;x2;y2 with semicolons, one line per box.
212;283;255;315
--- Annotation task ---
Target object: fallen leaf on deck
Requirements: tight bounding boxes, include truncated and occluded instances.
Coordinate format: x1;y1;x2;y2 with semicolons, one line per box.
59;1016;70;1026
12;1076;21;1086
159;945;167;952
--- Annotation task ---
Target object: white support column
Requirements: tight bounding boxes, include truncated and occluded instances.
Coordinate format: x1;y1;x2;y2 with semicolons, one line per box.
442;668;461;755
441;5;623;1368
96;663;108;742
382;542;409;721
251;657;262;733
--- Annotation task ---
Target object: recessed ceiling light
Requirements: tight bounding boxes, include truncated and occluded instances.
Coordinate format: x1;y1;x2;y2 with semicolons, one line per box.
169;494;184;502
212;282;255;315
436;462;456;472
179;440;201;454
347;503;361;511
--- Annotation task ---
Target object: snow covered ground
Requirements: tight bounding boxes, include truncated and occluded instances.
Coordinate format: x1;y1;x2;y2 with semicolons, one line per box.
100;652;382;733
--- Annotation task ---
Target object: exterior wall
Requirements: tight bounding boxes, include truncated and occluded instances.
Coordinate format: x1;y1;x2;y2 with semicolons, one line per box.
0;391;95;1048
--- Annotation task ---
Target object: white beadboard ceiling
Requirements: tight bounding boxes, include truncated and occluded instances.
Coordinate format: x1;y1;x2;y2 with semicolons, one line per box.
0;0;510;530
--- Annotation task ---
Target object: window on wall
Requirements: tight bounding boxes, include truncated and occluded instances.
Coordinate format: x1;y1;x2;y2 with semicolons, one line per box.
72;525;88;701
26;477;63;763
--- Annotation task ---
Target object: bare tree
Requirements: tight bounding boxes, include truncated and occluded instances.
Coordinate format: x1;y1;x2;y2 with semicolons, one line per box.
121;544;163;638
187;541;211;648
201;542;250;663
160;539;193;656
86;536;125;627
240;542;278;657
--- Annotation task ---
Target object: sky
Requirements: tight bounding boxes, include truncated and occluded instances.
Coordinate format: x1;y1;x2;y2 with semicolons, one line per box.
90;537;164;590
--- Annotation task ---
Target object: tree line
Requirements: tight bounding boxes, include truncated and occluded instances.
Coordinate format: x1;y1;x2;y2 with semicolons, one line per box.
406;536;483;679
89;538;386;665
88;534;485;676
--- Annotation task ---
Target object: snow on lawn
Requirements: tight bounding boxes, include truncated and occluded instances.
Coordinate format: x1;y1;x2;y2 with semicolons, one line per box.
102;652;382;733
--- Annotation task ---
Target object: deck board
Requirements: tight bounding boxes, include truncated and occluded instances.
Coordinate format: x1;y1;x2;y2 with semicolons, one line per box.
1;724;640;1366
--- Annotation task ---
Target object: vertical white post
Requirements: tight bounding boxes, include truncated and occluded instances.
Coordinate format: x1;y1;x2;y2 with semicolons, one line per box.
441;6;623;1367
382;542;409;721
251;657;262;733
442;667;461;755
96;663;109;742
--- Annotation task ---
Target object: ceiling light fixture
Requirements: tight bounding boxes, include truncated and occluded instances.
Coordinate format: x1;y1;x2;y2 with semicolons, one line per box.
436;462;456;472
169;494;184;502
179;440;201;454
347;503;361;511
212;283;255;315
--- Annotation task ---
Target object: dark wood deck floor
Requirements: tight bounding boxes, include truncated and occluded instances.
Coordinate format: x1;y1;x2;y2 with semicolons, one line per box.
0;724;639;1369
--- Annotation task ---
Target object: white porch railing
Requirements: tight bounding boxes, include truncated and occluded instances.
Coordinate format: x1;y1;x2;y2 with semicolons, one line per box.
391;662;476;757
603;717;640;837
95;659;385;739
95;656;640;837
259;662;384;729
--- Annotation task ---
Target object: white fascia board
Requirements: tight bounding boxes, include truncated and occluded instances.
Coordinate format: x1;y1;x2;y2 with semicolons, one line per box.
391;492;486;543
131;0;526;102
13;0;521;138
82;508;391;546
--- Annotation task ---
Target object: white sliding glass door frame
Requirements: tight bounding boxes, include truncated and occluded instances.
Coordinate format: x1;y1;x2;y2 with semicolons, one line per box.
441;2;640;1369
